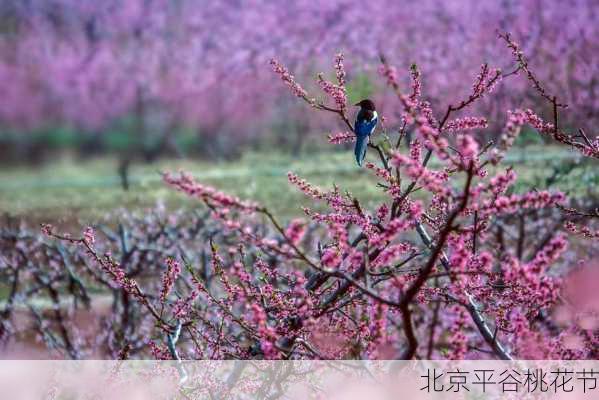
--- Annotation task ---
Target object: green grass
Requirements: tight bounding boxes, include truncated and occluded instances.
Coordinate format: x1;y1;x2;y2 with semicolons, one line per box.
0;146;596;225
0;151;377;224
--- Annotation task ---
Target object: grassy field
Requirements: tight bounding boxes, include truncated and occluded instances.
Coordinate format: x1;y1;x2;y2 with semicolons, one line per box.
0;146;597;225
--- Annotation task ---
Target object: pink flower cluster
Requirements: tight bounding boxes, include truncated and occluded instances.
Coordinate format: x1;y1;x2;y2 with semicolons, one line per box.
321;248;341;269
287;172;353;215
480;191;565;216
456;134;480;161
334;53;346;87
391;152;450;198
379;63;399;90
365;162;392;182
490;109;527;164
269;58;310;101
564;221;599;239
485;168;517;196
328;131;355;144
527;235;568;274
96;253;139;297
284;219;306;246
501;236;567;316
409;63;421;102
371;243;414;268
287;172;327;201
444;117;488;133
32;35;599;362
171;291;198;319
317;72;347;112
522;109;555;134
164;172;259;213
471;63;502;99
368;218;412;248
83;227;95;246
446;305;468;360
160;257;182;303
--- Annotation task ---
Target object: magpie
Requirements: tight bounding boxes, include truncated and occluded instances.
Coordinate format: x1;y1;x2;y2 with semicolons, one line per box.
353;99;378;166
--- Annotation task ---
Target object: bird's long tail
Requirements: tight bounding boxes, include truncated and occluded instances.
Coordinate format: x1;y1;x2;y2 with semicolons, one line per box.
354;135;369;166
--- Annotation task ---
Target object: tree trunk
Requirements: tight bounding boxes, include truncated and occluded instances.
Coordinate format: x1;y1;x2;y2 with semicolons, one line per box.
118;158;131;191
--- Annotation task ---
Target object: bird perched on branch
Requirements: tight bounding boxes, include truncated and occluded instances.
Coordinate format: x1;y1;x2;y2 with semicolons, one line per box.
353;99;378;166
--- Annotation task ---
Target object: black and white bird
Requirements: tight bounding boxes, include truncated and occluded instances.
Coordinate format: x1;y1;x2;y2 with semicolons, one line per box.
353;99;378;166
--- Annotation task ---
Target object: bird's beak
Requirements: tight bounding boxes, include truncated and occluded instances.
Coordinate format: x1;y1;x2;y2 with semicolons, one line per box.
354;102;361;106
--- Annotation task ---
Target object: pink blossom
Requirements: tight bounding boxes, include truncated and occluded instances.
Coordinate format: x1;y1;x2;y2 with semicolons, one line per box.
376;203;389;221
284;219;306;246
372;243;413;268
41;223;54;236
160;257;182;303
379;63;399;90
164;171;259;212
334;52;346;87
486;168;517;196
564;221;599;239
269;58;310;101
456;134;480;160
328;131;355;144
446;306;468;360
444;117;488;133
321;248;341;269
287;172;327;200
317;73;347;112
527;235;567;274
480;191;565;216
391;152;451;198
491;109;527;164
365;162;392;181
83;227;95;246
172;290;198;319
409;63;421;102
409;140;422;162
